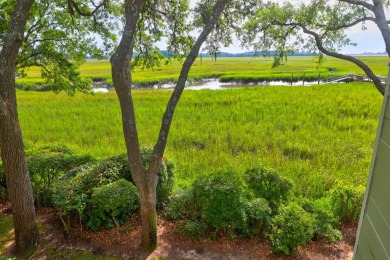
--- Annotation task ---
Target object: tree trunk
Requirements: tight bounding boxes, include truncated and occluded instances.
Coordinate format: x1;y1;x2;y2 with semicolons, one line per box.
0;107;38;256
372;0;390;57
0;0;38;256
111;0;229;251
138;174;158;250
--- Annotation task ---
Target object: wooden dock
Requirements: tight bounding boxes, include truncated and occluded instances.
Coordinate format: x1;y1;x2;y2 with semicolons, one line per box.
321;74;387;84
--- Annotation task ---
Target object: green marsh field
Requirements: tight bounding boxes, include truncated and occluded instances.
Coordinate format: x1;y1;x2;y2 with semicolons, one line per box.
16;56;390;87
17;56;385;197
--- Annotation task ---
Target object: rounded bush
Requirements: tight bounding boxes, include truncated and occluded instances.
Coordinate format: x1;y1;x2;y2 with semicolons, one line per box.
62;149;175;211
300;197;342;243
26;144;94;206
192;171;247;231
245;166;293;211
86;179;139;231
242;198;271;238
329;181;365;222
51;148;175;232
270;202;315;255
87;149;175;210
167;186;200;220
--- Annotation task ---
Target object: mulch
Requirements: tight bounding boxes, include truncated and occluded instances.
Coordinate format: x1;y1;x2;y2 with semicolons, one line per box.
0;203;356;259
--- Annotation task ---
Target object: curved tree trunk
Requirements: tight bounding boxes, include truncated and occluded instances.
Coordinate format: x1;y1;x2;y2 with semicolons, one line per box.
0;0;38;256
295;23;386;95
372;0;390;56
111;0;229;251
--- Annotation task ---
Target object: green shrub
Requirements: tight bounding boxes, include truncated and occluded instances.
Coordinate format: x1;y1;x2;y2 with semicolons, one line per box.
329;181;365;222
51;148;174;232
0;185;6;202
83;150;174;210
51;176;87;234
241;198;271;238
27;144;94;206
245;166;293;211
300;197;342;243
192;171;247;232
85;179;139;231
176;220;207;241
167;187;200;220
270;202;315;255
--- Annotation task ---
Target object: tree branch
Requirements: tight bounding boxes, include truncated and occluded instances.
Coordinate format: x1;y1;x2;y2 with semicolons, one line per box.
67;0;107;17
321;16;376;30
111;0;147;184
276;21;385;94
16;51;42;67
338;0;374;11
149;0;229;174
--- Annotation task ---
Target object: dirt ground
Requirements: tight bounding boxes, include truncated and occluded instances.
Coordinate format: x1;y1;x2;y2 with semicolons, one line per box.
1;204;356;260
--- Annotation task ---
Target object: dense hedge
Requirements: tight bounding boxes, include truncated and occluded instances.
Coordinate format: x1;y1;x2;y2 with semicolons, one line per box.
51;148;175;232
0;144;94;205
167;165;351;255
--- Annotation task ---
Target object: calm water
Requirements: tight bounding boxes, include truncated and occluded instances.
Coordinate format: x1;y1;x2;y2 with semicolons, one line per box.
92;78;335;93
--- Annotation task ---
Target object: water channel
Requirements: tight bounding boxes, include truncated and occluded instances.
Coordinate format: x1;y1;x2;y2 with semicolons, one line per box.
92;78;344;93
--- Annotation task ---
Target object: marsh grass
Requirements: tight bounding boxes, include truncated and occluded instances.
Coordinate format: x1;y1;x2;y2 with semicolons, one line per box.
16;56;390;88
18;82;382;198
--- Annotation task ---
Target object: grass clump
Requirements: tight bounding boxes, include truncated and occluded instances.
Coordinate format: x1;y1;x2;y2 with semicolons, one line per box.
0;215;14;255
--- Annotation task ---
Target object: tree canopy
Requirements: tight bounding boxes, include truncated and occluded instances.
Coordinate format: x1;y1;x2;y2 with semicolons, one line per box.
243;0;390;94
0;0;117;93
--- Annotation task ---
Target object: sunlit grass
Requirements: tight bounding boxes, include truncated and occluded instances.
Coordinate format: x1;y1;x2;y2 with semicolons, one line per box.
16;56;390;87
17;82;382;198
0;215;14;255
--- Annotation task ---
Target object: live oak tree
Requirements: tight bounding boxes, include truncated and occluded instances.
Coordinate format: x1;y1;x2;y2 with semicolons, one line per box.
194;1;232;62
110;0;235;250
244;0;390;95
0;0;39;255
195;0;259;62
0;0;113;255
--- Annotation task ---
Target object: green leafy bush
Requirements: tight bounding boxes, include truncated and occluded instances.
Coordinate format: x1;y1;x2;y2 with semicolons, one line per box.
81;150;174;210
241;198;271;238
0;144;94;207
270;202;315;255
51;176;87;234
167;186;200;220
176;220;207;241
245;166;293;211
300;197;342;243
192;171;247;233
329;181;365;222
85;179;139;231
0;185;6;202
51;148;174;232
27;145;94;206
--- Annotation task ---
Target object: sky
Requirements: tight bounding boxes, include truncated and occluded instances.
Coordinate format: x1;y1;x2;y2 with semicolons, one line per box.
161;19;387;55
216;24;386;54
